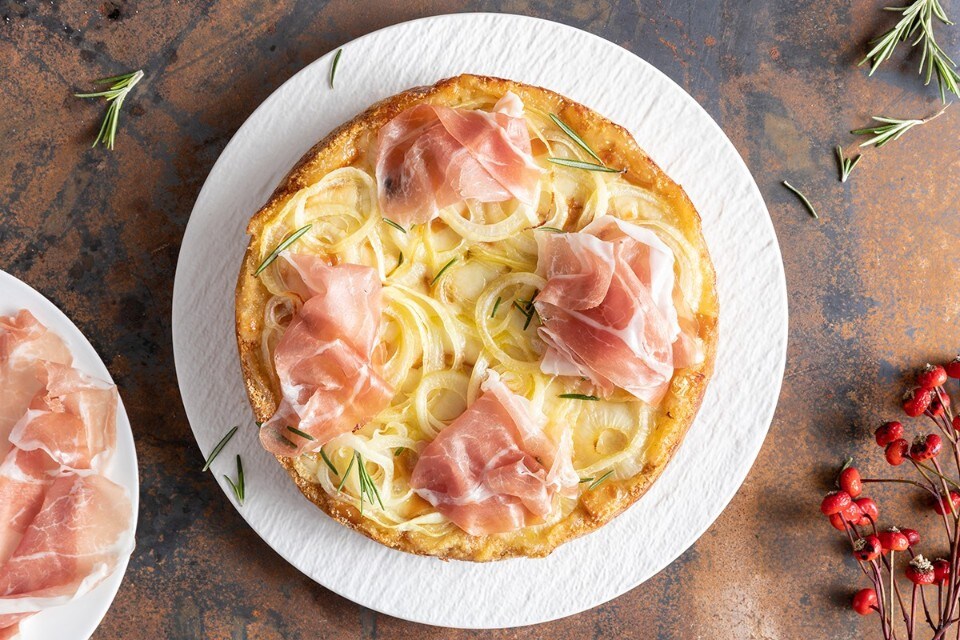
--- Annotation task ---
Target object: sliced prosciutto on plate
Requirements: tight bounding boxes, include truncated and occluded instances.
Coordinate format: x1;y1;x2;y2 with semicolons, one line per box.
259;253;394;456
410;372;577;535
535;216;701;405
375;92;541;226
0;310;132;639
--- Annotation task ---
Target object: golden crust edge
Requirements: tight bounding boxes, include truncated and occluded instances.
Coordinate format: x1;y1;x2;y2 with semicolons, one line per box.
234;73;719;561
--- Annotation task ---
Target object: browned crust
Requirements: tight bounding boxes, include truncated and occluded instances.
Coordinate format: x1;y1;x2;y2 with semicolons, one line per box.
235;74;719;561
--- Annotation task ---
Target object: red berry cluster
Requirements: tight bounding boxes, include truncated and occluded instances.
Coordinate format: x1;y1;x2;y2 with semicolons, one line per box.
820;359;960;639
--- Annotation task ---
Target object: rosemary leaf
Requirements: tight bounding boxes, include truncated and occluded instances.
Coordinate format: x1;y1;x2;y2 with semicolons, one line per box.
430;258;457;286
835;145;863;183
782;181;819;219
236;455;245;502
202;426;238;472
850;104;949;148
382;217;407;233
549;113;603;163
492;296;503;318
578;476;595;484
394;447;404;457
320;447;339;476
337;454;356;492
329;48;342;88
224;474;243;504
559;393;600;401
254;224;312;275
286;425;315;441
548;157;625;173
536;226;564;233
74;69;144;150
587;469;615;490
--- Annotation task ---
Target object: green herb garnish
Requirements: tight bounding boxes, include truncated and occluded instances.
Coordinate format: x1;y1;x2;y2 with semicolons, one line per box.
74;69;144;150
559;393;600;401
355;451;384;514
491;296;503;318
329;48;342;88
319;447;339;476
851;105;949;148
394;447;404;457
430;258;457;286
536;226;564;233
587;469;614;490
337;454;356;492
224;455;245;505
547;157;625;173
782;181;819;220
578;476;595;483
202;426;238;472
383;218;407;233
549;113;603;163
835;145;862;183
286;425;315;441
254;224;313;276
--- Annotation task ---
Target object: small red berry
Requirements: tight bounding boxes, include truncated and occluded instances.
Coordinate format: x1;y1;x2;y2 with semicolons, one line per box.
933;558;951;585
885;438;910;466
911;434;943;462
917;364;948;389
903;388;934;417
875;421;904;447
839;467;863;498
906;555;936;585
901;528;920;547
852;588;878;615
930;394;948;417
946;356;960;379
954;415;960;431
842;500;863;523
829;513;847;531
853;535;882;562
878;528;910;552
821;491;852;516
934;491;960;516
855;497;879;526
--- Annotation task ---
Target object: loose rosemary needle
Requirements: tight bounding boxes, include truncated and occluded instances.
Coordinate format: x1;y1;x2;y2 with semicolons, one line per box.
329;48;343;88
549;113;603;163
835;145;863;183
202;426;238;472
224;455;245;505
782;181;819;219
74;69;144;150
254;224;312;276
547;157;625;173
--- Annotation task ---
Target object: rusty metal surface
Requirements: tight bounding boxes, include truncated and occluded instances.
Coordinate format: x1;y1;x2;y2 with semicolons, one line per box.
1;0;958;638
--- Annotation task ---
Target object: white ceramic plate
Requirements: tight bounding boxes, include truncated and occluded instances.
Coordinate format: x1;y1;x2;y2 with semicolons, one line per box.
0;270;139;639
172;13;787;629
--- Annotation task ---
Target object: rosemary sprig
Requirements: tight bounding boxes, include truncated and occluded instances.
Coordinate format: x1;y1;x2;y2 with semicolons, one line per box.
850;104;950;147
547;157;625;173
549;113;603;163
587;469;615;490
430;258;457;286
224;455;245;505
319;447;339;476
329;48;342;88
74;69;144;150
782;181;819;219
382;217;407;233
491;296;503;318
202;426;238;472
559;393;600;401
355;452;384;514
254;224;312;275
835;145;863;183
286;425;315;441
860;0;959;102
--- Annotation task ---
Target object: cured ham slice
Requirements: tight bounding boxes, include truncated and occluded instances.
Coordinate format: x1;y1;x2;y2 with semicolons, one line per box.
535;216;701;405
260;253;394;456
410;372;577;535
375;92;541;226
0;311;72;458
0;310;132;638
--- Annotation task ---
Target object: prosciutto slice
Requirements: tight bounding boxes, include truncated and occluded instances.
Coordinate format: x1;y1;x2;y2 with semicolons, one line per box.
0;311;132;639
410;372;577;535
535;216;702;405
259;253;394;456
375;92;541;226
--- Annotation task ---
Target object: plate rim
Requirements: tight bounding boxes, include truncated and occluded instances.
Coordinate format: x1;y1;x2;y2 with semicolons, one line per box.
172;11;787;629
0;269;140;639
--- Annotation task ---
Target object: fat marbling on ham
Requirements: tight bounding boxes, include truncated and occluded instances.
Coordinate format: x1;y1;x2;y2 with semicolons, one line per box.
0;310;132;639
534;216;702;405
374;92;542;226
259;253;394;457
410;372;578;535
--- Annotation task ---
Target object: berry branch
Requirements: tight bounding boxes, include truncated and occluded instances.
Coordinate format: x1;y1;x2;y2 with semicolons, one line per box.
822;358;960;639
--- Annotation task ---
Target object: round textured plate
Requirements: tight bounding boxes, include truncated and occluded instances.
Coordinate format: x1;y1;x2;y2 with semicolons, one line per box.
172;13;787;629
0;270;139;639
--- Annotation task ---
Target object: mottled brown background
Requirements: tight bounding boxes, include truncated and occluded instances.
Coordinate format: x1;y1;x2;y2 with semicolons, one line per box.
1;0;959;638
